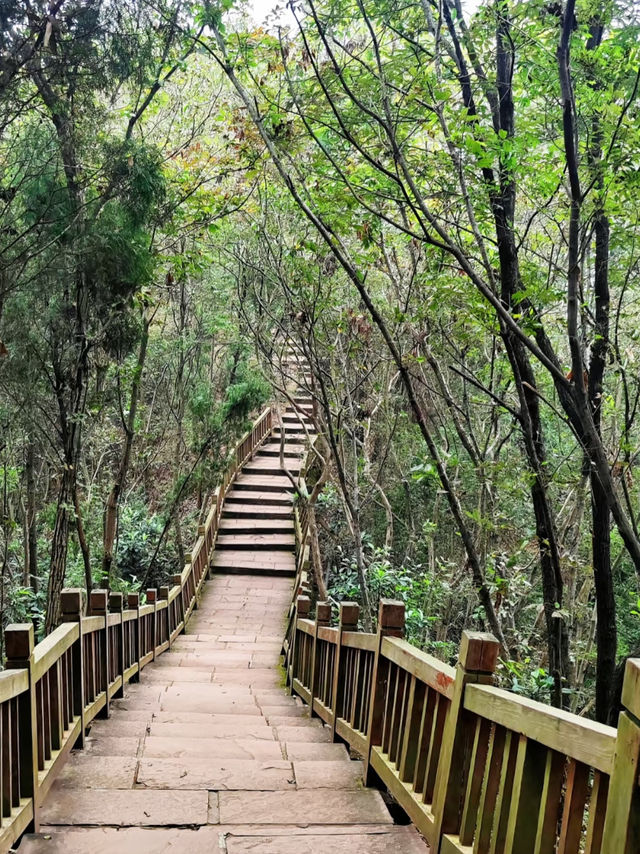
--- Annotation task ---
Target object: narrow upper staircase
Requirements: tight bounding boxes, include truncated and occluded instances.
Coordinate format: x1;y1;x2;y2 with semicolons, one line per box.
17;366;427;853
210;392;316;578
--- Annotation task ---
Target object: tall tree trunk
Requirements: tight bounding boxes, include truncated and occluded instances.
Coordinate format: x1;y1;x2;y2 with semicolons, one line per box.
74;484;92;593
45;465;74;634
25;440;38;593
102;314;150;584
587;14;614;722
491;6;570;703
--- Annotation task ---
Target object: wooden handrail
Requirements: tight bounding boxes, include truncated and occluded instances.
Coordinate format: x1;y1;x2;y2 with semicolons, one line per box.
0;405;274;854
284;490;640;854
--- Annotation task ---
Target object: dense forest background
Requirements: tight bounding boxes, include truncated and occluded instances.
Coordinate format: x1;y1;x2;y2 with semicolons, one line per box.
1;0;640;724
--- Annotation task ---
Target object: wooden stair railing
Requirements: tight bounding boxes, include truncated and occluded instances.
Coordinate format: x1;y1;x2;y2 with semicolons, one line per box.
0;406;273;854
284;583;640;854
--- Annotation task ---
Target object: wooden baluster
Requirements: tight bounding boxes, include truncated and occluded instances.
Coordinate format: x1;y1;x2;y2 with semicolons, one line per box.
399;676;427;785
5;624;39;832
310;602;331;718
431;630;499;844
47;657;62;754
146;589;158;659
89;590;110;718
291;595;310;689
332;602;359;741
60;589;85;746
158;586;170;647
584;770;609;854
108;592;124;698
2;699;10;821
126;593;141;682
503;737;555;854
601;657;640;853
186;553;199;608
172;574;185;635
331;602;360;741
364;599;405;786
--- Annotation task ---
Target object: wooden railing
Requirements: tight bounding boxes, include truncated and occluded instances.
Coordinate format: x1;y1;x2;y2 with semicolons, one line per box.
0;406;273;854
284;597;640;853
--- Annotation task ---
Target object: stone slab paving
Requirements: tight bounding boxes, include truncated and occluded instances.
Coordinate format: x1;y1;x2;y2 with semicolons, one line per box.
19;398;429;853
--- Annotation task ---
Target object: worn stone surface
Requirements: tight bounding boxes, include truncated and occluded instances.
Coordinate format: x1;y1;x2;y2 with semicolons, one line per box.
136;758;295;790
141;737;283;760
19;828;223;854
225;828;429;853
293;760;365;789
217;790;393;826
41;789;210;826
54;757;138;789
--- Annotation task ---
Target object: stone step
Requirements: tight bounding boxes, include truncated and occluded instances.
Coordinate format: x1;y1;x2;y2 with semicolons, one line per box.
259;445;305;457
219;518;294;534
222;504;293;519
224;490;293;507
272;428;314;439
282;413;313;423
136;757;294;790
244;459;302;476
233;475;295;493
140;737;284;760
18;827;428;854
215;534;296;551
211;550;296;576
284;743;351;761
218;788;394;825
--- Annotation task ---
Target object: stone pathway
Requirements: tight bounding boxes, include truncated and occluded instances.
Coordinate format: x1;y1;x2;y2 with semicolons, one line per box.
18;394;429;853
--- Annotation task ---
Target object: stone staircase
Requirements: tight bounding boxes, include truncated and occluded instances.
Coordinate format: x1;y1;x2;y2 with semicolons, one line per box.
17;357;427;854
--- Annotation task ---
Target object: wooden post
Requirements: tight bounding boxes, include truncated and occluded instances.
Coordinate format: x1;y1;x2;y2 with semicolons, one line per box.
109;592;124;698
291;595;310;691
127;592;141;682
5;624;39;832
158;586;170;648
146;589;158;659
60;589;86;746
601;658;640;853
173;573;185;634
364;599;405;785
310;601;331;717
332;602;359;742
432;630;500;847
89;590;110;718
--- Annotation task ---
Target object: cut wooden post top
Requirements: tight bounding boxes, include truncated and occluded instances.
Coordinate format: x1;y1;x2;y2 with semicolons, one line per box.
316;601;332;626
90;589;108;614
198;524;206;536
5;623;34;660
146;588;158;604
458;630;500;673
378;599;405;633
339;602;360;629
622;658;640;722
172;574;182;587
61;588;85;619
109;592;124;612
127;592;140;609
158;586;169;600
297;595;311;617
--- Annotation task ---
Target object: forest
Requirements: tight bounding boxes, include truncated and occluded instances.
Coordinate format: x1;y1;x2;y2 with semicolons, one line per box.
0;0;639;727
